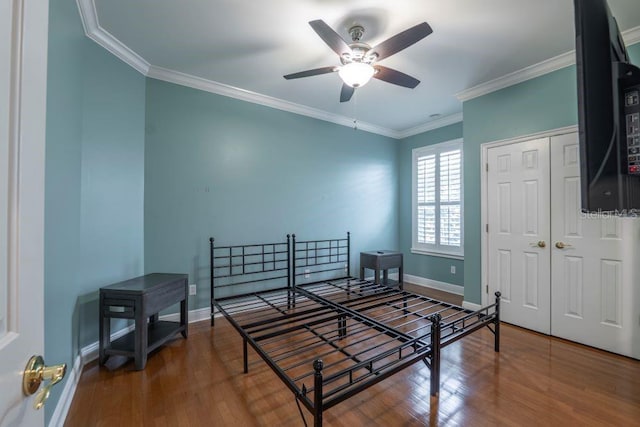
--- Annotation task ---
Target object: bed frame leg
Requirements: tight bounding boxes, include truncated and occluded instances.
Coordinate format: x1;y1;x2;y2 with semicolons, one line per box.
494;291;501;352
243;338;248;373
313;359;324;427
210;237;215;327
429;313;442;397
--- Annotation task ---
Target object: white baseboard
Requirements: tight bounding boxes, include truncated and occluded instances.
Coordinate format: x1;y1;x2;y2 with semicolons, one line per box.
403;274;464;296
48;352;82;427
402;273;481;311
161;306;212;323
50;306;215;427
462;301;482;311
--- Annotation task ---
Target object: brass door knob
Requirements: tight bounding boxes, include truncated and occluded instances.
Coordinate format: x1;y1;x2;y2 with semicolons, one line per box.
22;355;67;410
530;241;546;248
555;242;573;249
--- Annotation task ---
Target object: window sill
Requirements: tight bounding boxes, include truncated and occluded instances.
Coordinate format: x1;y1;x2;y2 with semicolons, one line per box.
410;248;464;260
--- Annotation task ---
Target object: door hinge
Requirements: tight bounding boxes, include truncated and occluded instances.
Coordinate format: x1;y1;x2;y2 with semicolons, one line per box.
486;163;489;172
485;224;489;233
486;285;489;293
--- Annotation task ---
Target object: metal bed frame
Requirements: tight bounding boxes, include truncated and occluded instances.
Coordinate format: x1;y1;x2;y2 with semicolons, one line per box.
210;233;501;427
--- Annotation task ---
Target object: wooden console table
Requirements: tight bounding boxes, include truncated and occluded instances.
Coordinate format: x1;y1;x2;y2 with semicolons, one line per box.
99;273;188;370
360;250;403;289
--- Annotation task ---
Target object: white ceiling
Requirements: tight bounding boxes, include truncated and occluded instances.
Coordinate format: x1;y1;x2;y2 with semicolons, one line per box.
86;0;640;138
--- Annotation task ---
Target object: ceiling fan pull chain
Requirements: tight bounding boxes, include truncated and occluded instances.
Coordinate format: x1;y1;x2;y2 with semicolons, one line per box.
353;91;358;130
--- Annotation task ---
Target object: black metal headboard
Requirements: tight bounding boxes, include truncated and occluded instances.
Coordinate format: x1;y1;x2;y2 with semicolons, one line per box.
292;232;350;287
209;236;290;325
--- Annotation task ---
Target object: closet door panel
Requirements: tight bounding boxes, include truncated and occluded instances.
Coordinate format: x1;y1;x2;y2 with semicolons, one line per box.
550;132;640;359
487;138;551;334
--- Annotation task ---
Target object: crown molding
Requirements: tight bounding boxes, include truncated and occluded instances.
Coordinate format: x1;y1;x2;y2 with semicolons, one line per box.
396;112;463;139
71;3;640;139
74;0;466;140
625;26;640;45
457;25;640;102
146;66;400;139
455;50;575;102
76;0;150;75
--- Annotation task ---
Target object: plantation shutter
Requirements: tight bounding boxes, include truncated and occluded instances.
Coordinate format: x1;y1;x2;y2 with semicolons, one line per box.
412;140;464;257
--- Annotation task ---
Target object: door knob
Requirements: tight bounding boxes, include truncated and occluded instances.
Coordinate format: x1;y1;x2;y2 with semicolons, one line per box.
530;241;546;248
22;355;67;410
555;241;573;249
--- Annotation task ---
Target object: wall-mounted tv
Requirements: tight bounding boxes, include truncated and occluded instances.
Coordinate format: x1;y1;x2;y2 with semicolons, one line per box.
574;0;640;213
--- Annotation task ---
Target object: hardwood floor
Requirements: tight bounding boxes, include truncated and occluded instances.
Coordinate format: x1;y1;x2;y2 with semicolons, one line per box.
64;286;640;426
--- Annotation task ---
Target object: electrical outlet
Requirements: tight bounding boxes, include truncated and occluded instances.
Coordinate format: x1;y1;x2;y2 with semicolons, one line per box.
305;268;310;279
450;266;456;274
189;284;197;296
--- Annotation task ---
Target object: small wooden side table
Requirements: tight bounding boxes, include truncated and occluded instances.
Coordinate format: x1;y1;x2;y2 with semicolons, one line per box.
359;250;403;289
99;273;188;370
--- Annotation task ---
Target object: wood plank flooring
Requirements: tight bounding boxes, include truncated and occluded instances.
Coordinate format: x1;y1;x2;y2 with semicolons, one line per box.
64;285;640;426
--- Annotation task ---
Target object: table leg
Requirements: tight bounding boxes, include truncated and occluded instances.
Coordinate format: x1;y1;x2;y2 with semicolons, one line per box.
359;266;364;280
181;297;188;338
383;269;389;286
134;301;147;370
99;293;109;366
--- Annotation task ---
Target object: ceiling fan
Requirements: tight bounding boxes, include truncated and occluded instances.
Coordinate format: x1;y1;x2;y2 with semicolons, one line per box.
284;20;433;102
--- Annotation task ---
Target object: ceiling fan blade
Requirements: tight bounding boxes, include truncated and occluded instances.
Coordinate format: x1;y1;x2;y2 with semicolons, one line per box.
309;20;352;57
340;84;355;103
369;22;433;61
284;66;337;80
373;66;420;88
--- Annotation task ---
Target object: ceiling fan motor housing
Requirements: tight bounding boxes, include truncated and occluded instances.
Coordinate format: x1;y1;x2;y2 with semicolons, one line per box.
341;25;377;66
341;42;376;65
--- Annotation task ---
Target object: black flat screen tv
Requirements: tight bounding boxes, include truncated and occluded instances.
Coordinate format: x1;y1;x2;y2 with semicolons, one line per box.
574;0;640;213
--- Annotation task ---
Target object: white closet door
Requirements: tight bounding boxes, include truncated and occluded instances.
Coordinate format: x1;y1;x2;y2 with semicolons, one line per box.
550;133;640;359
487;138;551;334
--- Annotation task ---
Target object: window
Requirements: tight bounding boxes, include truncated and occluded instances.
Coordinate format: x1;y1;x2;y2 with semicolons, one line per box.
412;139;463;258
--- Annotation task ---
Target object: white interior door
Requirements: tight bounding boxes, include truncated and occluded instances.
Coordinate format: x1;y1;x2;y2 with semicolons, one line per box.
487;138;551;334
550;133;640;359
0;0;49;425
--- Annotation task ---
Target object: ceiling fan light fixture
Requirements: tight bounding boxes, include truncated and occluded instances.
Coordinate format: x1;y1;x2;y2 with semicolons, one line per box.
338;62;375;88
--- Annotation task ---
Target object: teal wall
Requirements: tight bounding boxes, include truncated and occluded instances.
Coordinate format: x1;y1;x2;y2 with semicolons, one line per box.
462;42;640;304
44;0;146;422
143;79;399;308
397;122;464;287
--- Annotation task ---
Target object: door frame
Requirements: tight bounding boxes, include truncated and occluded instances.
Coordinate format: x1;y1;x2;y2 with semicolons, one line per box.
480;125;577;308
